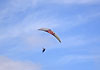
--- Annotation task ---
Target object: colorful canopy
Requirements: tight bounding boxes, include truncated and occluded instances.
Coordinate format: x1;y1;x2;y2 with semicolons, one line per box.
38;28;61;43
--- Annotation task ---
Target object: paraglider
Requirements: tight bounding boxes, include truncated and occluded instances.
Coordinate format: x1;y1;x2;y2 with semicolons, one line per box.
42;48;46;53
38;28;61;43
38;28;61;53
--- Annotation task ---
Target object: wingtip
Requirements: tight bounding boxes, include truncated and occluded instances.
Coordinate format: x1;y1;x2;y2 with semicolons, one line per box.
38;29;41;30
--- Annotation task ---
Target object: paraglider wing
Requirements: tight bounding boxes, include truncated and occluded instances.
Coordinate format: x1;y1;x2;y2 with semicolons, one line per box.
53;33;61;43
38;28;61;43
38;28;49;32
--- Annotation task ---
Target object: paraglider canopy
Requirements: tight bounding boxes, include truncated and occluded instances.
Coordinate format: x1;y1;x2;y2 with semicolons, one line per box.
38;28;61;43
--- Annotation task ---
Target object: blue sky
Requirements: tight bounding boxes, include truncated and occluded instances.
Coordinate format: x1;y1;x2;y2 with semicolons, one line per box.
0;0;100;70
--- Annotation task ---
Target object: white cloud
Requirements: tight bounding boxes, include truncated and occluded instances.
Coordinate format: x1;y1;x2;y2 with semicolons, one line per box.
0;0;38;22
1;0;99;22
0;56;41;70
0;0;59;47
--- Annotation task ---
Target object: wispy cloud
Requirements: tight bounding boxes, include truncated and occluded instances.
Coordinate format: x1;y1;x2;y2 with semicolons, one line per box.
0;0;60;48
0;56;41;70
